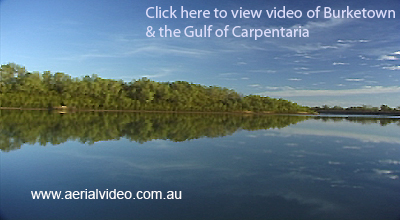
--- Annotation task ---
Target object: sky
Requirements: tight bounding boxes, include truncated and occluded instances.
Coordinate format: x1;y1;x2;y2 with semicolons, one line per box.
1;0;399;107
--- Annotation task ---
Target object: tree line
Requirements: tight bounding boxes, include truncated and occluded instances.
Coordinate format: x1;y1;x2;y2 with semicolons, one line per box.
0;63;311;113
313;104;400;114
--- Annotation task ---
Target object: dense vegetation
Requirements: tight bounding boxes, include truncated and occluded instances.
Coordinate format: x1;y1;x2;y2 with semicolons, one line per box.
0;110;309;152
0;63;311;113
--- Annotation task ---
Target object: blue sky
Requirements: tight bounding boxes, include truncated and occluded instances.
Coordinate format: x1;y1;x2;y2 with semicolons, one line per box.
1;0;399;107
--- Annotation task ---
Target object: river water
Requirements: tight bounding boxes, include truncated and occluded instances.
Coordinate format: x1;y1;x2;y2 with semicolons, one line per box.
1;111;399;219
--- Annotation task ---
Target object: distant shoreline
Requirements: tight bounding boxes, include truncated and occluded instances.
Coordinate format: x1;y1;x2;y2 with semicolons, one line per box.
315;110;400;116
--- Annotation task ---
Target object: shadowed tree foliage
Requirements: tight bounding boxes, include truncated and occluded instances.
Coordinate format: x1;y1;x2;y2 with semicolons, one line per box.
0;63;312;113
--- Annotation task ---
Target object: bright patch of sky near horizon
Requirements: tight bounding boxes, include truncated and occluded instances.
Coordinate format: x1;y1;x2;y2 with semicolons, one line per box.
1;0;399;107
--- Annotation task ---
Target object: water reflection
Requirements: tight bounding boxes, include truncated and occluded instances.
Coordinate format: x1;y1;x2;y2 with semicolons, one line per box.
1;110;399;152
1;111;399;220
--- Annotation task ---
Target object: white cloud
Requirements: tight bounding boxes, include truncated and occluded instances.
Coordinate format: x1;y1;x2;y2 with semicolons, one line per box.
249;84;261;87
125;45;212;57
358;55;371;60
57;53;118;62
236;61;247;65
288;78;302;81
333;62;349;65
219;72;237;76
319;45;338;49
337;39;370;43
345;78;364;82
248;69;277;73
265;86;295;90
141;73;168;78
378;55;399;61
301;18;347;30
282;43;349;53
259;86;400;97
312;82;326;85
294;67;309;70
383;65;400;70
296;70;333;75
141;67;178;78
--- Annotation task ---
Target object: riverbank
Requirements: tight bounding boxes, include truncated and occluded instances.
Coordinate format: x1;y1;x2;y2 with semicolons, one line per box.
3;107;400;116
315;110;400;116
0;107;317;115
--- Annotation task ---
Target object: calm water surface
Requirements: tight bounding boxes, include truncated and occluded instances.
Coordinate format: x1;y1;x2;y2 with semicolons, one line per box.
1;111;399;220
